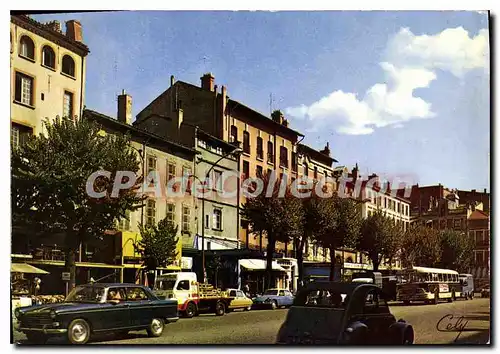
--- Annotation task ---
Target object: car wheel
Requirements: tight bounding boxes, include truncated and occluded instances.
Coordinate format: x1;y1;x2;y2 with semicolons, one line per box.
402;328;414;344
244;305;252;311
146;318;164;337
215;301;225;316
271;300;278;310
184;302;196;318
25;333;48;344
67;318;91;345
448;292;455;303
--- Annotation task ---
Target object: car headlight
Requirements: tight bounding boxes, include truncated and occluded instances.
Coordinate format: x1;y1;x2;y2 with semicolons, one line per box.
49;310;57;319
14;308;20;319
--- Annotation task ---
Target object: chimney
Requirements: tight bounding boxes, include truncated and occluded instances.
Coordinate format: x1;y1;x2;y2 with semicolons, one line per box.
271;110;284;124
170;75;175;87
65;20;83;42
484;188;487;193
320;142;331;157
46;20;62;33
201;73;215;92
472;189;476;193
117;90;132;125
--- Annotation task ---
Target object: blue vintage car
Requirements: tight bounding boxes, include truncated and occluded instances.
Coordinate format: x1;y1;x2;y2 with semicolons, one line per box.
252;288;294;310
15;283;179;344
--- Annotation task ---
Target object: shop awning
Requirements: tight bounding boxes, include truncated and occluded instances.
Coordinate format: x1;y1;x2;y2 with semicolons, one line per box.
239;259;286;271
11;263;49;275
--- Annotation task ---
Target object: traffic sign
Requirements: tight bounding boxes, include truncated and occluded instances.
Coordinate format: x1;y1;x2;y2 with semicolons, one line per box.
62;272;70;281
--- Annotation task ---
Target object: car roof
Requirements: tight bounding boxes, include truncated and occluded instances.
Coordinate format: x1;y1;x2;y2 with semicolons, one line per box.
299;282;375;295
80;283;146;288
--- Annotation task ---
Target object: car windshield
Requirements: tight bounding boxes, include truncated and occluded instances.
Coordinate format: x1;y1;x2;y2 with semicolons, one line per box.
155;278;177;290
299;289;348;309
264;290;278;296
66;286;106;303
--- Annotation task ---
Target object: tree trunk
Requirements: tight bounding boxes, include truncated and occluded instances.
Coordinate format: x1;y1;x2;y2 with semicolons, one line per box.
266;235;276;289
329;247;336;281
296;236;306;287
372;254;380;272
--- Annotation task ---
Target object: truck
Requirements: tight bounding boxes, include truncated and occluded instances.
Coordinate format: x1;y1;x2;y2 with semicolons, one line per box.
153;272;235;318
352;271;383;288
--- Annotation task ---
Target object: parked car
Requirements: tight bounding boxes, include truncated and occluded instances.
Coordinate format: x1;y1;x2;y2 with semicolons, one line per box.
15;283;179;344
481;286;490;298
276;282;414;345
252;288;294;310
226;289;253;312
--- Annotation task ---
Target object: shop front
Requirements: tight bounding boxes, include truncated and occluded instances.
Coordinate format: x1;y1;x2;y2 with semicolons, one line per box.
238;259;287;295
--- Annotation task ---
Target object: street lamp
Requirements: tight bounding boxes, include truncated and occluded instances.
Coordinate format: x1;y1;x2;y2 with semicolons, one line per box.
200;147;242;283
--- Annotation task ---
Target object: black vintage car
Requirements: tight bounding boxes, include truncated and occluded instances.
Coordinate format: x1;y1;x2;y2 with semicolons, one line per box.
276;282;414;345
15;283;179;344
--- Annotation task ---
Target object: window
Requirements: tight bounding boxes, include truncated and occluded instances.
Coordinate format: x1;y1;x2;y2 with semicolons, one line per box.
256;136;264;159
14;72;34;106
256;165;263;177
304;163;309;177
146;199;156;227
267;141;274;163
205;214;210;229
183;166;192;194
63;91;74;118
279;290;285;296
182;206;190;232
167;162;176;182
11;124;32;149
42;46;55;69
242;160;250;179
213;170;223;191
147;155;157;177
62;55;75;77
243;131;250;154
213;208;222;230
279;146;288;168
267;168;272;177
229;290;237;297
237;290;245;298
166;203;175;224
126;287;149;301
230;125;238;143
397;203;401;213
19;35;35;60
177;280;190;291
291;152;297;172
118;210;131;230
314;166;318;180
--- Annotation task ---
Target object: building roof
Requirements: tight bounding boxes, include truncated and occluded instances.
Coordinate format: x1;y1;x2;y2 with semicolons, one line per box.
298;143;338;164
226;98;305;138
11;14;90;57
84;109;198;156
469;210;489;220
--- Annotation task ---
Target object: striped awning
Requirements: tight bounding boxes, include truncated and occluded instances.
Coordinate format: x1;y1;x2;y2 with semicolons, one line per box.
11;263;49;275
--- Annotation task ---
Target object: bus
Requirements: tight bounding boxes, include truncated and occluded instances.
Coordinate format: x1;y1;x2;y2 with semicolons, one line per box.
396;266;460;305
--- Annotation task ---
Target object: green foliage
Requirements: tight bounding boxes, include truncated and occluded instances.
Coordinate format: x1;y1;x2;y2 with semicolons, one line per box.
313;195;362;279
11;116;145;287
439;229;474;273
400;224;442;268
359;209;402;271
138;218;179;270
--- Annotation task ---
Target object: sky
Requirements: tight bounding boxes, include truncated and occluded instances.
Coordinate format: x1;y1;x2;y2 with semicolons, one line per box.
34;11;490;191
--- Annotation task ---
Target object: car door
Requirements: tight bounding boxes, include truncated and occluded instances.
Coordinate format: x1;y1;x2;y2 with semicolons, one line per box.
126;286;153;328
358;289;395;344
283;290;294;306
236;290;251;308
103;287;130;330
228;290;239;309
278;290;286;306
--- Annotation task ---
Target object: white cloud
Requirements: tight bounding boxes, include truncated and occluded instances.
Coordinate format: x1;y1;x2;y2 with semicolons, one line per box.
286;26;489;135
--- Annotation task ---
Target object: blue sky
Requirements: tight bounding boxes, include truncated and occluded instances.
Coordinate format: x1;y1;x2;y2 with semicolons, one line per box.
34;11;490;191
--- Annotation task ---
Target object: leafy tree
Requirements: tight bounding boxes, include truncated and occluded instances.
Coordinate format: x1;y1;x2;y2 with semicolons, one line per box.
138;218;179;271
400;224;442;268
358;209;402;272
439;229;474;272
241;172;303;289
11;117;144;289
314;195;362;280
206;255;223;287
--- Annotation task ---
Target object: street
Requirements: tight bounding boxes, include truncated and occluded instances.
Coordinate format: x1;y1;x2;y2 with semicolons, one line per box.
13;298;490;345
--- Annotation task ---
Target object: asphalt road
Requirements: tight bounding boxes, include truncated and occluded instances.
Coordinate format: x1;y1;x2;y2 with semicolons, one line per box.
13;298;490;345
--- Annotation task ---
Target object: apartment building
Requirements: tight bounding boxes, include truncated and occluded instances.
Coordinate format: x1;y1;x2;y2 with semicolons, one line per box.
83;92;198;283
10;15;89;147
